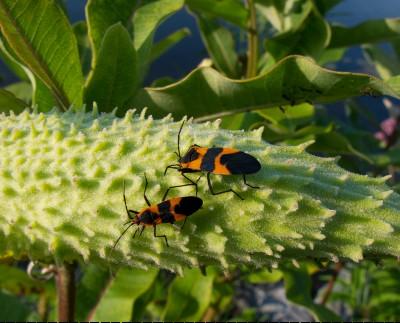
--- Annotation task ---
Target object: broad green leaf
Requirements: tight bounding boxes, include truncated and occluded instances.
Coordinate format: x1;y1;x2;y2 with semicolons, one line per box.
131;279;157;321
0;36;28;82
363;44;400;80
84;23;137;113
0;0;84;110
73;21;92;76
163;268;214;321
0;37;56;111
133;0;184;84
4;82;32;103
370;148;400;167
0;291;36;320
266;12;331;61
92;268;158;321
309;131;374;163
317;47;347;66
256;0;313;33
245;269;283;283
0;89;27;114
329;18;400;48
186;0;248;29
0;264;45;294
132;55;399;120
195;13;240;78
151;28;190;62
283;265;341;321
387;75;400;94
86;0;137;65
75;265;112;321
258;103;315;130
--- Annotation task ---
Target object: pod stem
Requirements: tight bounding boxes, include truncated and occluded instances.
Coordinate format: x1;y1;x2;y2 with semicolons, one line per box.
55;262;76;321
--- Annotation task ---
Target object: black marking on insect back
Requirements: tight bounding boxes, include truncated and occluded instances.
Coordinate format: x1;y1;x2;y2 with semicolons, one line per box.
201;148;223;172
139;210;157;225
180;148;200;163
175;197;203;216
161;212;175;224
220;152;261;174
157;200;171;214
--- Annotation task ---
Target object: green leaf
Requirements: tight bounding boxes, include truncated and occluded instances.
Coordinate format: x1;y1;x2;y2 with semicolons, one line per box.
132;55;399;120
0;264;45;294
0;0;84;110
363;44;400;80
387;75;400;94
245;269;283;283
0;36;29;82
186;0;248;29
4;82;32;103
258;103;315;130
75;264;112;321
194;13;241;78
86;0;137;65
0;37;56;111
92;268;158;321
317;47;347;66
283;265;341;321
163;268;214;321
151;28;190;62
0;88;27;114
266;12;331;61
329;18;400;48
133;0;184;84
84;23;137;113
309;131;374;163
0;291;36;320
256;0;313;33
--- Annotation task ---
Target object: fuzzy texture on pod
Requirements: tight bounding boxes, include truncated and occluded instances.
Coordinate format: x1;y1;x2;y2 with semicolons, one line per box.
0;108;399;273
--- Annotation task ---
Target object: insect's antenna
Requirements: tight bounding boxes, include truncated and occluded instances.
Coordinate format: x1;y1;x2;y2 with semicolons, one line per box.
108;222;135;276
123;180;130;218
177;120;185;159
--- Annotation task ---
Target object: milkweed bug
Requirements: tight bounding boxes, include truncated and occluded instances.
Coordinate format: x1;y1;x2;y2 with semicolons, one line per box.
164;121;261;200
111;174;203;255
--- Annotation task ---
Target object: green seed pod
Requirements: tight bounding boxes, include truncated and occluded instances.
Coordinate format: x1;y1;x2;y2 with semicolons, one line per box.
0;108;399;274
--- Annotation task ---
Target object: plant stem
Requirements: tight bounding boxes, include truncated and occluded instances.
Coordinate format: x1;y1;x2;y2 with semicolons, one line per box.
321;262;343;305
246;0;258;78
55;262;76;321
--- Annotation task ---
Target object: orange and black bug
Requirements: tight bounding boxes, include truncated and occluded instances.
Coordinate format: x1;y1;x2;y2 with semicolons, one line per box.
164;121;261;200
111;174;203;254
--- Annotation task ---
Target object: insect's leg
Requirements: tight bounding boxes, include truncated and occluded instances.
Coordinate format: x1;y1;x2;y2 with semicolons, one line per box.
180;217;188;230
163;173;202;200
164;164;179;176
143;173;151;206
243;174;260;189
207;172;244;200
132;226;140;239
153;225;169;247
162;183;197;201
182;173;203;196
123;180;138;220
138;226;145;237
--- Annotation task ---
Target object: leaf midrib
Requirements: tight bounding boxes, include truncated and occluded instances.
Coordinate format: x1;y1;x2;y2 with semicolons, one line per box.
0;0;70;110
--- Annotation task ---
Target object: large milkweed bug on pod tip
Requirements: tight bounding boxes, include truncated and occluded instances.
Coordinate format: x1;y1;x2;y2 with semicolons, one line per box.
109;174;203;264
164;120;261;200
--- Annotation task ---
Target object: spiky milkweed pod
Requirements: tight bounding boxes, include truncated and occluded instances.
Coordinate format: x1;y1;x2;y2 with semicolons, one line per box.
0;108;399;274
